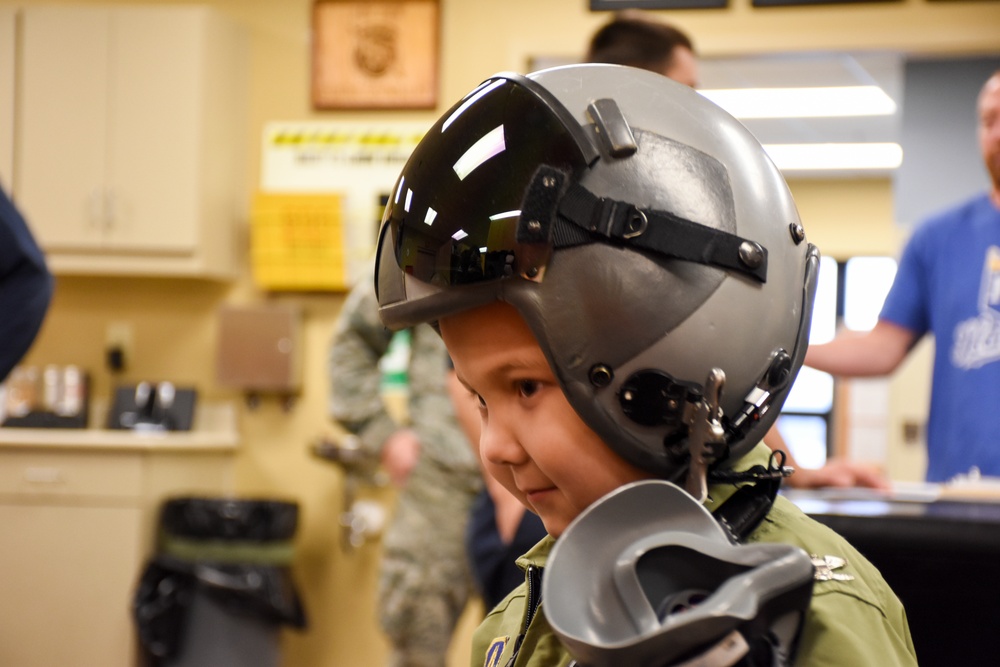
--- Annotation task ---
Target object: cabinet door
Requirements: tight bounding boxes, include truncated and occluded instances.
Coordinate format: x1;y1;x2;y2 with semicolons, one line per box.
17;7;111;250
15;6;242;277
0;503;142;667
106;7;199;253
1;7;16;187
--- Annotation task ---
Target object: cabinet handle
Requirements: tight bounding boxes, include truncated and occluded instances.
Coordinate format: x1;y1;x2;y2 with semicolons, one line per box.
88;190;103;228
105;189;117;230
23;466;63;485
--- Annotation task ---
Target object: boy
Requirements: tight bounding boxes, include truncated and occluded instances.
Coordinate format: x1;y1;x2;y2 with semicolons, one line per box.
373;65;916;666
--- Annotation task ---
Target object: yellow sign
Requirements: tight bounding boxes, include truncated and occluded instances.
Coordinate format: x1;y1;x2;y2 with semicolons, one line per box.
251;193;346;291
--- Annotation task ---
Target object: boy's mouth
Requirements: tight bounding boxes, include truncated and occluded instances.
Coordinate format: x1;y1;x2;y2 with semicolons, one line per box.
524;487;556;504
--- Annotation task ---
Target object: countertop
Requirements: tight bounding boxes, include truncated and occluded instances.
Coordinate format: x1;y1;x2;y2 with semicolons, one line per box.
0;402;238;452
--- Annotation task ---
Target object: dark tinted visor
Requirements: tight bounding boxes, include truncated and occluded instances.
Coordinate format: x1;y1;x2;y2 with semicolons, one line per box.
377;75;592;289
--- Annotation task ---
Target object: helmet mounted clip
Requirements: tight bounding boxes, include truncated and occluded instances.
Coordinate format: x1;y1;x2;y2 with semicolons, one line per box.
683;368;728;502
618;368;729;502
586;98;638;159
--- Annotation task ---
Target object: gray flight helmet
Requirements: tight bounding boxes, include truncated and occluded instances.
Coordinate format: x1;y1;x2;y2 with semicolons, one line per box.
375;64;819;482
544;480;815;666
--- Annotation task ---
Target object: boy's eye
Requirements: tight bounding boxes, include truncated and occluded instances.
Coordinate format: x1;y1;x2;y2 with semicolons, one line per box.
517;380;540;398
476;394;487;409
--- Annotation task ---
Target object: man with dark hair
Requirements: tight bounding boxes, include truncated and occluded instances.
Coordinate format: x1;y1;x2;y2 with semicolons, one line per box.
585;13;698;87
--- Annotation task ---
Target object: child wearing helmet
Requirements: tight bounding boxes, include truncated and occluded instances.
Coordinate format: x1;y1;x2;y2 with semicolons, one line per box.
374;65;916;667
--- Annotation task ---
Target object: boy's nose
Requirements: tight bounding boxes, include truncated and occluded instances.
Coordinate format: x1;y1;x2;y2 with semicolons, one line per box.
479;415;527;467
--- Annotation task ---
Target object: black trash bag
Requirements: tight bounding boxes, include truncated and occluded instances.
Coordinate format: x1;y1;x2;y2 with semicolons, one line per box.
133;498;307;664
133;559;197;661
159;497;299;542
186;558;307;629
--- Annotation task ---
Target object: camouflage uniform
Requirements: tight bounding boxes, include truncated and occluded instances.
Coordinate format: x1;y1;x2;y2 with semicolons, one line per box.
330;277;483;667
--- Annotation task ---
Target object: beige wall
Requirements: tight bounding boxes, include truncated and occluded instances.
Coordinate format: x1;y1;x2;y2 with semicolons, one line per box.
12;0;1000;665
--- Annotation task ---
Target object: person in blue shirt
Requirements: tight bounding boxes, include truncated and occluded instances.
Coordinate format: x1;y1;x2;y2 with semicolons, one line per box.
806;69;1000;482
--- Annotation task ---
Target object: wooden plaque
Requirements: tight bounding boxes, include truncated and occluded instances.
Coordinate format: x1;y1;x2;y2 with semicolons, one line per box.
311;0;439;110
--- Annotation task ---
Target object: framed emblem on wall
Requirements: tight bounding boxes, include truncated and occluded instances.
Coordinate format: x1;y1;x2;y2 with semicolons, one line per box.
590;0;727;9
311;0;439;110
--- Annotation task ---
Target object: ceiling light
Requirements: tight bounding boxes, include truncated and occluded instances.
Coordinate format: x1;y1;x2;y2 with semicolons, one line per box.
452;125;505;180
763;142;903;171
700;86;897;119
443;79;504;132
489;210;520;221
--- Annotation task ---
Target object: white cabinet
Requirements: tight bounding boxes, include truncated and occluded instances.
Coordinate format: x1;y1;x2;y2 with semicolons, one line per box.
0;404;238;667
0;457;144;667
14;5;246;278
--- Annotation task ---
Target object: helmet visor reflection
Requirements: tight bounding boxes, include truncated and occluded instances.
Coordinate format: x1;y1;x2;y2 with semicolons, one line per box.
379;75;591;289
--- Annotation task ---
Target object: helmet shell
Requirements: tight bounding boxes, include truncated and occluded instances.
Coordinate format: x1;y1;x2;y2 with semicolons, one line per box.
376;64;818;478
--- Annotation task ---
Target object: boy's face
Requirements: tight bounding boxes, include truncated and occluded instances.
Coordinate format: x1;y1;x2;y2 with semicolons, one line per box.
440;301;654;538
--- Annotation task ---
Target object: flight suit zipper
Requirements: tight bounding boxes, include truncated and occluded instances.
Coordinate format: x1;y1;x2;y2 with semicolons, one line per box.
505;564;542;666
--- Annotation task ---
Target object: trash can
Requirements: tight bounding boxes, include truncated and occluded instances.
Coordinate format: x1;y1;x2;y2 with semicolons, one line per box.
133;497;307;667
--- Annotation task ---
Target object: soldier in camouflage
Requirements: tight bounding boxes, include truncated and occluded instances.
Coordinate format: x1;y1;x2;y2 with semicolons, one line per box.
329;275;483;667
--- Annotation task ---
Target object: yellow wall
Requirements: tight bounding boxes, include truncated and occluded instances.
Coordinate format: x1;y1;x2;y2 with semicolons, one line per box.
13;0;1000;665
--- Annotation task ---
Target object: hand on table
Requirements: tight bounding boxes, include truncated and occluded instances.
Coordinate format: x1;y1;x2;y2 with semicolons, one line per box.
786;457;891;491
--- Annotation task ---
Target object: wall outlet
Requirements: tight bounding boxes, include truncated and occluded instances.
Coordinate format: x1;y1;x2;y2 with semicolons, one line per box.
106;321;133;373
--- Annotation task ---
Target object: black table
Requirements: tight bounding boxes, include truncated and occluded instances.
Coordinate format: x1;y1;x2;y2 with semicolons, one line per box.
784;490;1000;667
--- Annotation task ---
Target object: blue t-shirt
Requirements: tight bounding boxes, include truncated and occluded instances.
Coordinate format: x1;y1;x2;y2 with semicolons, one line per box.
880;193;1000;482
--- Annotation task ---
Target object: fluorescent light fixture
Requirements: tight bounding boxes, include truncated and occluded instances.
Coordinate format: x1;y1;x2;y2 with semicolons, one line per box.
489;210;520;221
453;125;506;180
763;142;903;171
809;255;839;345
844;256;898;331
700;85;896;119
423;208;437;226
443;79;505;132
452;229;469;241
